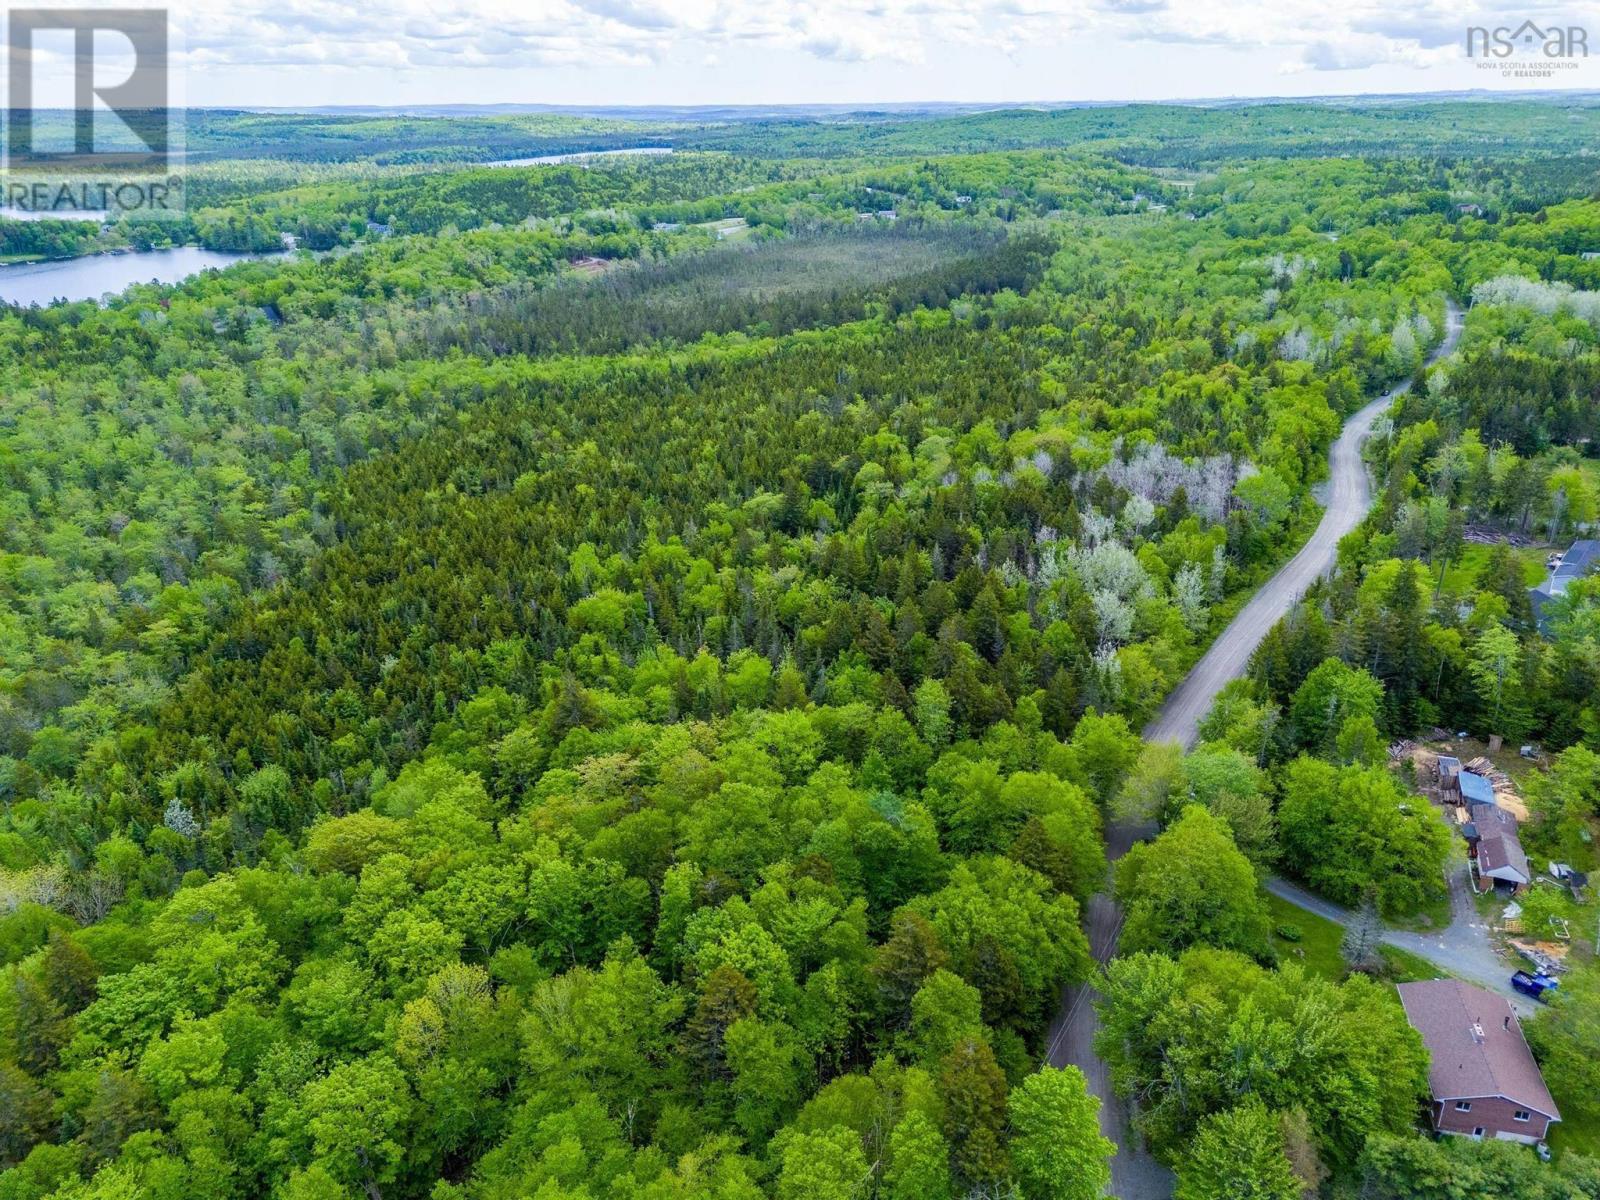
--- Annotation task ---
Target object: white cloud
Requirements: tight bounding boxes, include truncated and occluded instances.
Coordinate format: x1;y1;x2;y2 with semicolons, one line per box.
140;0;1600;85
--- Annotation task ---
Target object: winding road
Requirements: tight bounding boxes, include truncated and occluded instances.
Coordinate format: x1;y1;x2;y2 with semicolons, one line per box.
1046;299;1464;1199
1144;298;1464;751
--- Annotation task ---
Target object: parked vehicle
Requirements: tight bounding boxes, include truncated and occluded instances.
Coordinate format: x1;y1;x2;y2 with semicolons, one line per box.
1511;970;1560;1001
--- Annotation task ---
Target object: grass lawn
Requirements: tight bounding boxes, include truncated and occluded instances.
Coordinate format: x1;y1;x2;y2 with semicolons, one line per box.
1267;894;1447;984
1437;540;1548;596
1387;889;1455;934
1471;883;1503;922
1269;893;1347;979
1548;1108;1600;1160
1379;944;1444;983
694;217;753;242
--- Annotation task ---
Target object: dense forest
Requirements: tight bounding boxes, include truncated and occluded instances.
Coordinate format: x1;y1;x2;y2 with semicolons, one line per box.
2;103;1600;1200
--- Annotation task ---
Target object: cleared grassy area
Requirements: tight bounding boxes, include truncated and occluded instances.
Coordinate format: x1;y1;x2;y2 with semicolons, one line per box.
1267;894;1444;983
1380;944;1446;983
1269;893;1348;979
694;217;753;242
1437;540;1548;595
1388;890;1456;934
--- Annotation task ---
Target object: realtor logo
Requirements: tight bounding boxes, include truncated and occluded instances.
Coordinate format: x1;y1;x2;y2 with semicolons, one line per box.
1466;20;1589;65
2;8;183;213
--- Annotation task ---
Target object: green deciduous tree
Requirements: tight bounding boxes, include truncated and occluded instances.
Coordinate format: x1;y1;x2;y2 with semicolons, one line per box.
884;1110;954;1200
1277;757;1448;917
1287;659;1384;757
1009;1066;1113;1200
1176;1099;1301;1200
1526;964;1600;1128
1115;806;1271;959
774;1126;870;1200
298;1054;413;1197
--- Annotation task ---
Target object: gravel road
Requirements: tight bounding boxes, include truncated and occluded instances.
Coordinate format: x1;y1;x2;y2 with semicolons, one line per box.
1143;298;1464;752
1043;300;1465;1199
1263;873;1533;1018
1043;818;1172;1199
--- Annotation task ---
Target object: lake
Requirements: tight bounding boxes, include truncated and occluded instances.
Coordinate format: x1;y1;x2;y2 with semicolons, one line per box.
484;146;673;168
0;246;285;307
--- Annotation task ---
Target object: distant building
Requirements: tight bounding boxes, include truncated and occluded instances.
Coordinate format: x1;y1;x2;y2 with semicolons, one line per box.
1467;802;1531;891
1581;251;1600;261
1458;203;1485;216
1530;539;1600;632
651;222;682;232
1398;979;1559;1144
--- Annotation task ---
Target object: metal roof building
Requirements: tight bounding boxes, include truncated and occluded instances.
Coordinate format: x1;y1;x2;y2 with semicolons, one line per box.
1457;771;1496;806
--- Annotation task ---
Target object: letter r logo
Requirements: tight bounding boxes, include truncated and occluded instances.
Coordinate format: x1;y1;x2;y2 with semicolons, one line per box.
6;8;168;166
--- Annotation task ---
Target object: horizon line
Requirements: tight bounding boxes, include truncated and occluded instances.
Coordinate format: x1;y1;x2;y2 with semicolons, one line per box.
183;88;1600;114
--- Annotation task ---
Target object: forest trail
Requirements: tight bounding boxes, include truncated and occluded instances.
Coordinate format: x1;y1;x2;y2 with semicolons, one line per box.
1044;298;1465;1200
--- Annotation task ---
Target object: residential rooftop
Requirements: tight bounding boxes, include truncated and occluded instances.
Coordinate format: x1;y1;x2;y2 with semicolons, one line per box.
1534;539;1600;599
1397;979;1559;1119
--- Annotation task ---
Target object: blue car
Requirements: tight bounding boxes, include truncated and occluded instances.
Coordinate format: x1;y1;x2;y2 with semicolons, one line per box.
1511;970;1559;1001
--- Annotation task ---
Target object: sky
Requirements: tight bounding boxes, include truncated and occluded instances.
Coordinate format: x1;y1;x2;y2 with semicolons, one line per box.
20;0;1600;107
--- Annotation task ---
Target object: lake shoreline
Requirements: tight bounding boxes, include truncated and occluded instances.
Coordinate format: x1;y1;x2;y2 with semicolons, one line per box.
0;244;289;306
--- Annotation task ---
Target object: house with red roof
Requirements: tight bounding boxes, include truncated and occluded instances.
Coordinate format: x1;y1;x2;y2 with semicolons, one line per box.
1397;979;1560;1145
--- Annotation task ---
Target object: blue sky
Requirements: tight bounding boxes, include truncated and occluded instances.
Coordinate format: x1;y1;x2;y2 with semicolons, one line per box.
37;0;1600;106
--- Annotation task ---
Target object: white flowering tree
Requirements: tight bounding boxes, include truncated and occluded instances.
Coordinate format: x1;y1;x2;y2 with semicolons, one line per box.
1173;562;1209;634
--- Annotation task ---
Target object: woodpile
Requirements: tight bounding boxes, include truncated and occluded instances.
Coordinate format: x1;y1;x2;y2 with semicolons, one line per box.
1509;939;1570;974
1463;524;1537;548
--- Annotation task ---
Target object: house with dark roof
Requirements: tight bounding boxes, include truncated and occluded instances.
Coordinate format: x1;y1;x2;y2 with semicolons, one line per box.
1530;539;1600;633
1467;802;1531;891
1398;979;1560;1144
